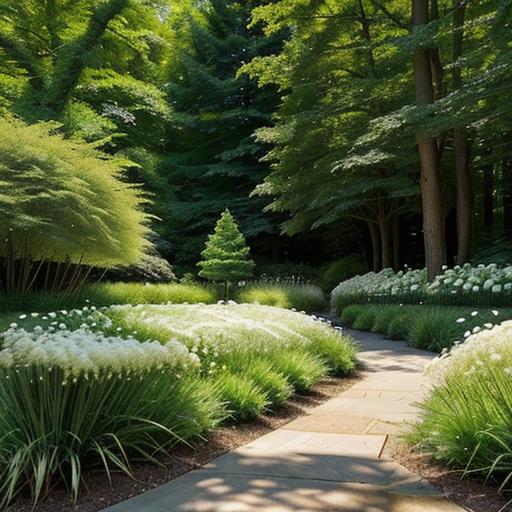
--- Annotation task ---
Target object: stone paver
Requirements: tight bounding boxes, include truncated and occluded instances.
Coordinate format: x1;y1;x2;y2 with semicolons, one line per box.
102;327;465;512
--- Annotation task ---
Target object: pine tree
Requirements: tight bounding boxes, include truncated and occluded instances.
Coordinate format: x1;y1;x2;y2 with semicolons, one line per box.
198;210;255;299
161;0;284;265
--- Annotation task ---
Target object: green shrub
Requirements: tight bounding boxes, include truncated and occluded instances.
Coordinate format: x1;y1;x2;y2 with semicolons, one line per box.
407;308;461;351
320;256;367;292
0;116;150;270
352;308;378;331
211;371;268;421
385;314;411;340
237;283;326;312
371;307;400;333
340;304;365;325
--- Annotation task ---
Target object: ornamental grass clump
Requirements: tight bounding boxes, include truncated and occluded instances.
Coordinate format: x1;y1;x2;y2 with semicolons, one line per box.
0;326;224;508
237;282;326;312
101;303;357;415
411;321;512;491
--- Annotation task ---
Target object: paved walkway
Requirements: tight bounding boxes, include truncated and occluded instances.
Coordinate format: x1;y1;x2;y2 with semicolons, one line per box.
103;328;465;512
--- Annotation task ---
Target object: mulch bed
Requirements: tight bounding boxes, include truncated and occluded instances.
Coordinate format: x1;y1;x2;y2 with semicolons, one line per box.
388;437;512;512
7;375;360;512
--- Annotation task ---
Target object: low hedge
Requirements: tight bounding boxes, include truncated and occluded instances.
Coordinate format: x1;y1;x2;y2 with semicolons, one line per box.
340;303;509;352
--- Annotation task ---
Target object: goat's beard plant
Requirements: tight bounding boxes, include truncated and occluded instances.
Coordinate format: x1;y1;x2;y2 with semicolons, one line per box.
0;326;223;509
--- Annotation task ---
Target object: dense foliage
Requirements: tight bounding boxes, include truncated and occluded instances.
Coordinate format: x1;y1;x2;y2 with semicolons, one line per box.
411;321;512;491
331;264;512;313
198;210;255;295
1;0;510;283
340;303;505;352
0;116;150;292
0;303;356;507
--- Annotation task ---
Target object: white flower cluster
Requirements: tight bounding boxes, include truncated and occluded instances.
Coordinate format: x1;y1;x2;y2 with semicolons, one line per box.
0;326;199;379
331;267;426;305
331;263;512;307
111;303;341;367
429;263;512;295
427;320;512;381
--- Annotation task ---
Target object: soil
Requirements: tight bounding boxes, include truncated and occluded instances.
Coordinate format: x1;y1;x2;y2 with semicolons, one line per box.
387;437;512;512
7;376;360;512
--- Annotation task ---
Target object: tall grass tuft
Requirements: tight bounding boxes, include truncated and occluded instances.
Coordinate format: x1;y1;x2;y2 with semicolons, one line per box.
0;368;224;508
237;283;326;312
407;307;461;351
410;321;512;491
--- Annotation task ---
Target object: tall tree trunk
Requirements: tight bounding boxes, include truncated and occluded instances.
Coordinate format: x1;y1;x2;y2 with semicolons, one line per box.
413;0;446;280
378;216;392;269
483;165;494;229
368;222;381;271
454;128;472;263
392;214;401;270
503;160;512;239
452;0;472;264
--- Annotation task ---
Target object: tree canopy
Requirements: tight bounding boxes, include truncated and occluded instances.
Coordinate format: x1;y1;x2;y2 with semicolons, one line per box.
0;0;510;284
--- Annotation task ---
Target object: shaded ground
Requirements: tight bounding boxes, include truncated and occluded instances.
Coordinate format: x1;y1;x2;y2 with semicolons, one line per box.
388;438;511;512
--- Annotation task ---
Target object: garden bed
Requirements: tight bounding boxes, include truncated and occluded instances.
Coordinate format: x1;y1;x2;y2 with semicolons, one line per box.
0;303;356;510
387;438;510;512
7;375;359;512
339;303;510;352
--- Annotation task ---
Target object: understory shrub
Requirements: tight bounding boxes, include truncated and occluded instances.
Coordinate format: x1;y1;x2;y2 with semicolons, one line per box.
340;304;365;325
0;327;223;508
352;307;378;331
331;264;512;313
237;283;326;312
320;256;367;293
407;308;461;352
385;314;411;340
410;321;512;491
339;303;507;352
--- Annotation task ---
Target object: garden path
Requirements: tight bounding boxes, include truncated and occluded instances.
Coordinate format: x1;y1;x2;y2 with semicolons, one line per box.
102;328;465;512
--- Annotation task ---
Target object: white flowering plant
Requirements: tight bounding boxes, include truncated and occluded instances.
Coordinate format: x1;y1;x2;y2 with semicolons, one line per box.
331;264;512;313
411;321;512;490
0;302;356;508
0;325;223;508
101;303;357;377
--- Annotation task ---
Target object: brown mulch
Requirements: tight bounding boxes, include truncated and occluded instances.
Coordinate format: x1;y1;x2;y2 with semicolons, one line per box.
7;375;360;512
387;437;512;512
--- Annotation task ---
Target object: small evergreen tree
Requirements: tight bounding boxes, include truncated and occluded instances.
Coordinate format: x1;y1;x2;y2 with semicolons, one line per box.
198;210;255;299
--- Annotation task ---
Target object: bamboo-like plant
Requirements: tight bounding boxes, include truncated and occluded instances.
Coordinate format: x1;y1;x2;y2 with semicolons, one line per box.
0;116;151;293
